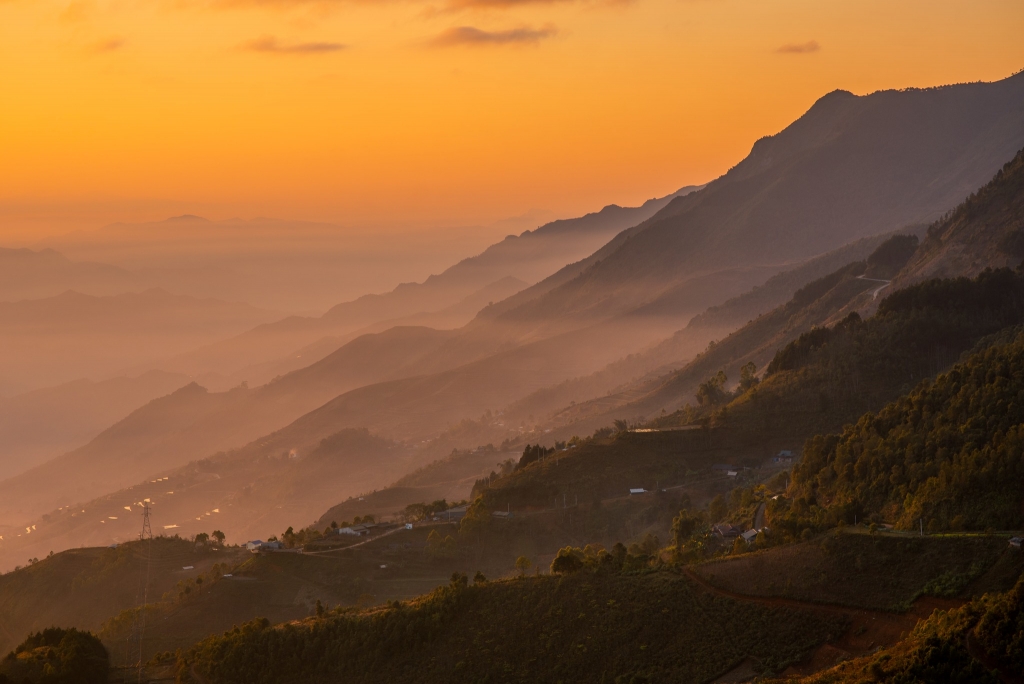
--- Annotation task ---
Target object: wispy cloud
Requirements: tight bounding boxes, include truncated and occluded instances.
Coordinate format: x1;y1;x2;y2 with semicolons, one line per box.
88;36;125;53
427;24;557;47
241;35;347;54
776;40;820;55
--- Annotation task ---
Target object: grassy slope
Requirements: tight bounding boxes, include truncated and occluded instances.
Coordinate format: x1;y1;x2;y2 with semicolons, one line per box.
179;571;847;684
694;532;1020;611
0;538;245;657
103;525;467;663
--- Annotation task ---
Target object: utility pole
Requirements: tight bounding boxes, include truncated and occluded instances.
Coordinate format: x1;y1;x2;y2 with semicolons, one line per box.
125;502;153;684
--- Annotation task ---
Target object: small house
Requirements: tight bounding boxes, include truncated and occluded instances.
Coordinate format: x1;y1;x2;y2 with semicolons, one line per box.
629;488;647;495
246;540;283;553
772;450;795;464
1010;537;1023;549
713;524;740;539
740;529;759;545
492;510;514;520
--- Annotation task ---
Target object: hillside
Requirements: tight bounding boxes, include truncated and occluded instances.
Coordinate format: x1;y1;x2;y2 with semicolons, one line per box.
0;247;141;302
694;531;1022;612
0;370;189;481
773;573;1024;684
0;288;279;396
481;74;1024;337
781;323;1024;534
496;232;897;434
0;424;420;570
0;323;467;528
0;538;246;658
177;570;845;684
525;235;913;442
894;146;1024;287
138;188;699;383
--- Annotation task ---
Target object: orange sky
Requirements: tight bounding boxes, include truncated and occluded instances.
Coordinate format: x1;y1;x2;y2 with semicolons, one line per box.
1;0;1022;237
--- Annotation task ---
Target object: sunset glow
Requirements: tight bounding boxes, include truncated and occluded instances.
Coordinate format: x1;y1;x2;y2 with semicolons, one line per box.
1;0;1021;235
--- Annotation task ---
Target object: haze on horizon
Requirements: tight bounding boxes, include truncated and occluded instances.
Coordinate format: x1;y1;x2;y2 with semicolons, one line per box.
5;0;1024;674
1;0;1022;238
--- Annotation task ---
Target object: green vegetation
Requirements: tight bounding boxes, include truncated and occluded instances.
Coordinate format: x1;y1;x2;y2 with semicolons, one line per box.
0;628;107;684
782;326;1024;533
178;570;846;684
661;267;1024;450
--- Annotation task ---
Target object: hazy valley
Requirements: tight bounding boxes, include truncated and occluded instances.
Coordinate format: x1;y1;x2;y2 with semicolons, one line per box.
2;65;1024;684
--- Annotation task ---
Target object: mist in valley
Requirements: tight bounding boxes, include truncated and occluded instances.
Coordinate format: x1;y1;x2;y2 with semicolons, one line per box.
2;3;1024;679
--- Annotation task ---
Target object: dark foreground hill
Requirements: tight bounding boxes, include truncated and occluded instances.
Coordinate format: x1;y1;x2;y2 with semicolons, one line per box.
177;570;845;684
772;572;1024;684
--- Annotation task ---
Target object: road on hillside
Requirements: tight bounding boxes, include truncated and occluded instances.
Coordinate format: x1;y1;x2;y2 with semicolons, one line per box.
302;525;408;556
856;274;891;299
753;502;765;530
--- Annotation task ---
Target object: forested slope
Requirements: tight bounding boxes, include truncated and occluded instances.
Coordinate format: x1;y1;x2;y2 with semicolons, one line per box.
782;324;1024;533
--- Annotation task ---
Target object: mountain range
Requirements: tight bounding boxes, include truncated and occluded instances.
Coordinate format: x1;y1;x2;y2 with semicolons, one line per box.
2;74;1024;571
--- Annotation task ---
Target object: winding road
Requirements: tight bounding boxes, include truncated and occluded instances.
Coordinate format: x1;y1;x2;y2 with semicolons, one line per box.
856;274;892;299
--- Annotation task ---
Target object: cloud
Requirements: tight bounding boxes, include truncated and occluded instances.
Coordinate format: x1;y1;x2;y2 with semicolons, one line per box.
427;24;557;47
241;35;347;54
88;37;125;53
776;40;820;55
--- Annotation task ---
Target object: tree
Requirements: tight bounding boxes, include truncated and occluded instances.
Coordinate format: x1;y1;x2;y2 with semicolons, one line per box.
671;510;703;548
515;556;532;576
696;370;729;407
194;532;210;546
458;497;491;538
550;547;584;574
473;571;487;584
708;495;728;523
1;628;108;684
739;362;759;391
211;530;226;546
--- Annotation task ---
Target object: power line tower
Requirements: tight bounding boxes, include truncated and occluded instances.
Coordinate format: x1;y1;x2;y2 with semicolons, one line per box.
139;502;152;543
124;503;153;683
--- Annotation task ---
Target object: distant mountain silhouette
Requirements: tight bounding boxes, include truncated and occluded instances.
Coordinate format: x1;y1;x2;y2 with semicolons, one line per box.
170;75;1024;487
483;74;1024;334
7;76;1024;564
0;370;189;481
0;288;279;395
0;248;142;302
145;187;703;382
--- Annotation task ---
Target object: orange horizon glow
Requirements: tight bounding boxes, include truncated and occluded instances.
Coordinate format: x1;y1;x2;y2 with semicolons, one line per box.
1;0;1022;238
